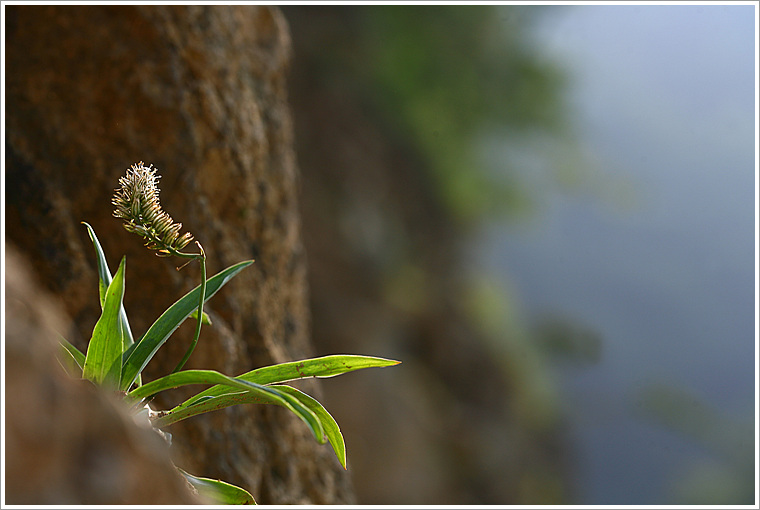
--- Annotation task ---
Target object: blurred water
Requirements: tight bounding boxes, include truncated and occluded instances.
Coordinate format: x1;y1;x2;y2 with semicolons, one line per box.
479;5;756;504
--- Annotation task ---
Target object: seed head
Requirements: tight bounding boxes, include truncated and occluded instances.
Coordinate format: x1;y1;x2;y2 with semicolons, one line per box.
112;162;194;256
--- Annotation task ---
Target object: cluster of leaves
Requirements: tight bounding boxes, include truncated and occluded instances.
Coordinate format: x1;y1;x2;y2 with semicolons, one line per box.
57;221;398;504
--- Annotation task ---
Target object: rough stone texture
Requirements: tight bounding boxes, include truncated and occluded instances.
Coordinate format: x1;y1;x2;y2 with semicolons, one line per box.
5;5;353;504
5;244;201;505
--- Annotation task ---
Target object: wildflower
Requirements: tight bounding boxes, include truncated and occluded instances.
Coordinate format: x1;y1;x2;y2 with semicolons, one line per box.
112;162;194;256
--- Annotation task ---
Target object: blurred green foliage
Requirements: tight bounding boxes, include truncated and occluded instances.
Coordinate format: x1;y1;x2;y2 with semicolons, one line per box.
351;4;579;424
346;6;569;223
531;312;603;366
285;7;579;502
463;275;560;430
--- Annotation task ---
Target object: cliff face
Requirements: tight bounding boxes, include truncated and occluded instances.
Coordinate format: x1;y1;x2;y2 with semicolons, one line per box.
5;5;353;504
283;6;570;504
5;245;201;504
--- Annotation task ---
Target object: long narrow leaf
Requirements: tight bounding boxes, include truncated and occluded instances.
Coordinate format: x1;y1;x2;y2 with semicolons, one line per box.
119;260;254;391
275;385;347;469
152;384;347;468
83;256;126;389
82;222;135;347
57;337;85;378
177;468;256;505
151;391;269;427
59;336;86;370
125;369;230;403
126;369;323;442
177;355;400;410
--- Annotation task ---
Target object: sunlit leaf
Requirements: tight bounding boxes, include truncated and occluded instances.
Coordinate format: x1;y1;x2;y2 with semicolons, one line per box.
190;308;212;325
119;260;254;391
275;385;347;469
57;336;85;378
126;369;323;442
177;467;256;505
177;355;400;410
151;391;265;428
58;335;86;370
154;384;347;467
82;256;126;389
82;222;135;347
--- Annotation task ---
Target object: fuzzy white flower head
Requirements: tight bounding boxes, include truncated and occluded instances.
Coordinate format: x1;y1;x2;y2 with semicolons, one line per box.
112;162;194;256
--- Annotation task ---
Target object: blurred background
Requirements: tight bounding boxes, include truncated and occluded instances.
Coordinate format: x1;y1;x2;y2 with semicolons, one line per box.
282;5;756;505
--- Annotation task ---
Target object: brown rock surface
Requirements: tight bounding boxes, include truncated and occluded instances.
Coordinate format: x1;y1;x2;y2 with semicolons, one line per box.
5;244;200;505
5;5;352;504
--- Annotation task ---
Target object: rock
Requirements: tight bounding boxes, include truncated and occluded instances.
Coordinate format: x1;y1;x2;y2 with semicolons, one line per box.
283;6;570;504
5;5;352;504
5;244;200;505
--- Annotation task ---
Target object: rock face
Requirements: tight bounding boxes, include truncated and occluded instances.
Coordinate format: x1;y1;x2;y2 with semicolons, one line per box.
283;7;570;504
5;5;353;504
5;245;200;505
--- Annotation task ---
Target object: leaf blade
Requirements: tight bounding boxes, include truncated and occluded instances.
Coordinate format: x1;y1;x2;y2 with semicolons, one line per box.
126;369;324;442
151;391;268;427
119;260;254;391
153;384;347;468
180;354;401;406
275;385;347;469
177;355;400;410
82;256;126;389
57;338;85;378
177;468;256;505
82;222;135;347
58;335;86;370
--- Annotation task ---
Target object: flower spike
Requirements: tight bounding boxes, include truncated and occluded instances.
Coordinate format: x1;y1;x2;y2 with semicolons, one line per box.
113;162;195;256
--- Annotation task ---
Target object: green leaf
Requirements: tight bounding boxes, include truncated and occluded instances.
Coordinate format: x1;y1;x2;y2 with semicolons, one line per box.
152;384;347;468
82;222;135;347
125;369;324;442
190;309;212;325
57;336;85;378
275;385;347;469
119;260;254;391
58;335;86;370
83;256;126;389
176;468;256;505
177;355;400;410
151;392;264;427
246;354;400;383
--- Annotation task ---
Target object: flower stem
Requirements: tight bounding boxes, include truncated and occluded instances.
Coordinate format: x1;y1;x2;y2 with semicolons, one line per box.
172;242;207;374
